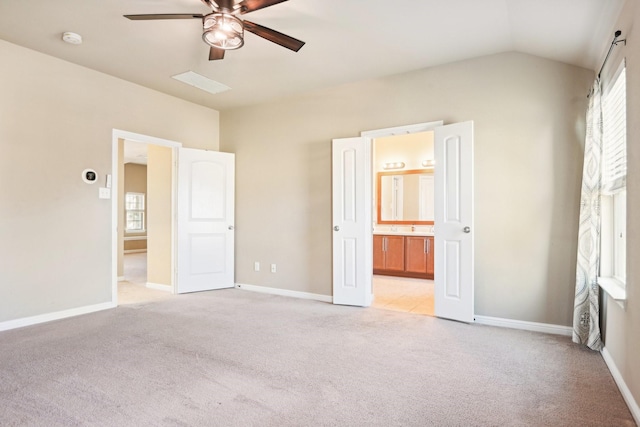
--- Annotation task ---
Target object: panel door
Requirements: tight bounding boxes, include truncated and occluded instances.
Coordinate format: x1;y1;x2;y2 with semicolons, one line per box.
434;121;474;322
176;148;235;293
332;137;373;306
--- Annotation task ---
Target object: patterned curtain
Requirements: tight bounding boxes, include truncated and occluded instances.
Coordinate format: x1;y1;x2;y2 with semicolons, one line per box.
573;80;603;351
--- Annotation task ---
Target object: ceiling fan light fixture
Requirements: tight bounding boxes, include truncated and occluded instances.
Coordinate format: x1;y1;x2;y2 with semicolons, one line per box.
202;13;244;50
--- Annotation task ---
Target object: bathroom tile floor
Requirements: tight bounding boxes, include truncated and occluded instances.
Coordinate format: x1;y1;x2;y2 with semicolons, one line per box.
372;275;434;316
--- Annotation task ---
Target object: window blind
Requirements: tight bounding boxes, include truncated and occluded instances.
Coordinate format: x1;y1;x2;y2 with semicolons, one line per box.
602;66;627;193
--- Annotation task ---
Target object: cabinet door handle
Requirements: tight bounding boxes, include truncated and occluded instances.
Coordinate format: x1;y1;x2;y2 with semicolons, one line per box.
424;239;427;253
426;238;430;254
384;237;387;252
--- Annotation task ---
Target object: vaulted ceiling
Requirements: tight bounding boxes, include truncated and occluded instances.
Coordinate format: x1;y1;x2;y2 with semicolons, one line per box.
0;0;624;111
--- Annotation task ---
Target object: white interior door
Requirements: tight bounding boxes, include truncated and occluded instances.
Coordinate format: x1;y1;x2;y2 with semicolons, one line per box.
177;148;235;293
434;121;474;322
332;137;373;306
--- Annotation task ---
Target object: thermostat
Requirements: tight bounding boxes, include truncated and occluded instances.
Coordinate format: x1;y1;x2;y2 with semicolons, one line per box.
82;169;98;184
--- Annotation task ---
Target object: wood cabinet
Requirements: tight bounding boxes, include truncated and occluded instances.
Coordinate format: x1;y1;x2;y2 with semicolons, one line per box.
373;234;434;279
373;235;405;272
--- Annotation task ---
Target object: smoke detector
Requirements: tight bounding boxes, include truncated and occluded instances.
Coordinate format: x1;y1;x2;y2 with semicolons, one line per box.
62;32;83;45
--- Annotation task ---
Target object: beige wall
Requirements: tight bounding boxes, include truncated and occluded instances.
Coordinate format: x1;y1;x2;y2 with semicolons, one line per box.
0;40;219;323
146;146;173;287
601;0;640;415
221;51;593;327
123;163;147;251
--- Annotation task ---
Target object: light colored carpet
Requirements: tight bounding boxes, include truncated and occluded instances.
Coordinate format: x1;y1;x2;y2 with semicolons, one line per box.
0;289;635;426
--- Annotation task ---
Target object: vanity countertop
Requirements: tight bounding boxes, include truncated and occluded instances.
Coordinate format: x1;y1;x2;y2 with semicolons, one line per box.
373;230;434;237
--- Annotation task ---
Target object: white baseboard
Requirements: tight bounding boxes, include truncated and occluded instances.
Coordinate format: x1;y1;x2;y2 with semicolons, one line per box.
474;315;572;336
146;282;173;292
124;249;147;254
235;283;332;303
117;276;126;282
0;301;116;332
602;347;640;425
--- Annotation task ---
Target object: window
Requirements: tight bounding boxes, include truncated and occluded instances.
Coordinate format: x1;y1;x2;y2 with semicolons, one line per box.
125;192;145;232
599;62;626;299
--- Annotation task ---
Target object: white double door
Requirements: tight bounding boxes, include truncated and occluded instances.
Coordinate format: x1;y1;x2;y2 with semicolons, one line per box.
176;148;235;293
332;121;474;323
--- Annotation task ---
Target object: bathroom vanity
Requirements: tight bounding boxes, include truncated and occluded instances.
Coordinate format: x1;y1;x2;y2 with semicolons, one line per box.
373;233;434;279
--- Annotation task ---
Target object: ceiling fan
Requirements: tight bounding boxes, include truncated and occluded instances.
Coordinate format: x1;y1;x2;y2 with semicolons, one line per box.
124;0;305;61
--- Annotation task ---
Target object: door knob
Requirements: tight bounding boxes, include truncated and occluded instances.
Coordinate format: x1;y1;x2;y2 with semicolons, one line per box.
334;226;340;231
463;226;471;233
228;225;234;230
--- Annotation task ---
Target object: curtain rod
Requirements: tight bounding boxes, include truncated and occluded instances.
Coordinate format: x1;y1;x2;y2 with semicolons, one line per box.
588;30;626;98
598;30;626;79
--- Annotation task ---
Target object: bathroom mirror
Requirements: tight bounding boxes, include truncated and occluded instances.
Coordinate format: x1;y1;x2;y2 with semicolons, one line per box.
377;169;434;225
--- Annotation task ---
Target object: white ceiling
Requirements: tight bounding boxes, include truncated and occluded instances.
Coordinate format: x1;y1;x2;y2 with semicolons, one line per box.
124;140;149;165
0;0;624;111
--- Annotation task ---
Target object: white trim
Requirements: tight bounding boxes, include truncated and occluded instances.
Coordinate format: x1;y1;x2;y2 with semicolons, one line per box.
146;282;173;293
124;249;147;254
117;275;126;281
361;120;444;138
235;283;332;303
114;129;182;148
0;302;115;332
598;277;627;301
602;347;640;425
112;129;182;307
474;315;572;336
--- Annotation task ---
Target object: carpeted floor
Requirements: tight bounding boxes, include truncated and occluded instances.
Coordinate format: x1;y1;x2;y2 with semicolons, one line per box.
0;289;635;426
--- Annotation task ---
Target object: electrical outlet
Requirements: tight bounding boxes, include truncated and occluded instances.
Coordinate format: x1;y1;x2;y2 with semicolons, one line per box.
270;264;277;273
254;262;260;272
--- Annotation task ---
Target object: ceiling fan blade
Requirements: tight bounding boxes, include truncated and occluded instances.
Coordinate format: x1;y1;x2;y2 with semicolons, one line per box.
243;20;305;52
237;0;289;14
124;14;204;20
209;47;225;61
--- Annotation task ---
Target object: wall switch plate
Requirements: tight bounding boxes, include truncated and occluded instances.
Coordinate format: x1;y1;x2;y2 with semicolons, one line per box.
98;187;111;199
270;264;277;273
254;262;260;272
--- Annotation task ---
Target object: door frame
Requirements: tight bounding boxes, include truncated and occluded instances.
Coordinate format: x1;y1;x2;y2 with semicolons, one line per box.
360;120;444;305
111;129;182;306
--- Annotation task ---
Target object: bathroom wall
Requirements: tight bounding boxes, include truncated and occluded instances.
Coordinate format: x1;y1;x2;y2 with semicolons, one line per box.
374;131;434;228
